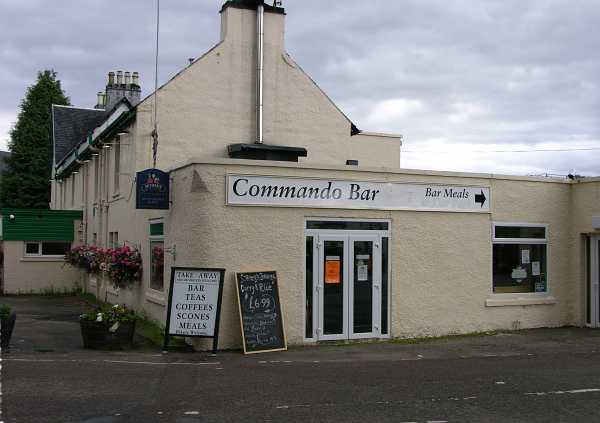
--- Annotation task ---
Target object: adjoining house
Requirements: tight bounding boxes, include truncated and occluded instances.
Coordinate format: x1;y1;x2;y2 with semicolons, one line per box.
35;0;600;350
0;209;83;294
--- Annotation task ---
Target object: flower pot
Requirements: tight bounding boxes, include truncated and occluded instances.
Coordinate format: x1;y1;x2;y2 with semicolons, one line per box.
80;319;110;349
110;320;136;346
1;312;17;350
80;319;136;349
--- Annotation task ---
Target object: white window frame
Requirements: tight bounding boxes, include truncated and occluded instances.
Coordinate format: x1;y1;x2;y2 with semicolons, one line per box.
147;218;166;301
491;221;549;296
24;241;72;258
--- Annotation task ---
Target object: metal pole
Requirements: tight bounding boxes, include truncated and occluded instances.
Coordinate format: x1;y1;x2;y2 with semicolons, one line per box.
256;2;264;144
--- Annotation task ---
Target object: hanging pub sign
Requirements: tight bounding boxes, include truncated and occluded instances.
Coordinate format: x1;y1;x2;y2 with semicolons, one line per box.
136;168;170;209
235;271;287;354
164;267;225;354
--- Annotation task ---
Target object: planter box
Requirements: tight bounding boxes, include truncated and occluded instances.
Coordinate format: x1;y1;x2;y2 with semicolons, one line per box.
80;319;136;349
1;312;16;350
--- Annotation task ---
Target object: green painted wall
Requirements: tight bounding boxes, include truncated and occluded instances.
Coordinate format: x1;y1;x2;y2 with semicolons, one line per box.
1;209;83;241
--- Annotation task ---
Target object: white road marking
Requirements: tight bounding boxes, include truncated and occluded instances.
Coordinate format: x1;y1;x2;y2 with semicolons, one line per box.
184;411;200;415
526;388;600;396
495;381;505;385
5;358;219;366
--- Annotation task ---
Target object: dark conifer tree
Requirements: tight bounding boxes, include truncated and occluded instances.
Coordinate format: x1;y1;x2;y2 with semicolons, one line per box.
1;70;70;208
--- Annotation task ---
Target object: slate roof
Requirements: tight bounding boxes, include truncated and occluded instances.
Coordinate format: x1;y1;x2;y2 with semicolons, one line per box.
52;105;105;165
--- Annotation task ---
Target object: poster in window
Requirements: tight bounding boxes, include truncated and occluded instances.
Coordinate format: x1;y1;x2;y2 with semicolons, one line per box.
521;249;530;264
325;256;341;284
356;254;370;282
531;261;541;276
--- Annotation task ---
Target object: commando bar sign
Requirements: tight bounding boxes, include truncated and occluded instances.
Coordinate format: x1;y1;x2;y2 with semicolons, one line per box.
164;267;225;353
136;168;170;210
227;175;490;213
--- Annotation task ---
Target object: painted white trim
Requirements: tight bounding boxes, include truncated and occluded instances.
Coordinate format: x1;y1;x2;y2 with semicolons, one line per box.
485;296;557;307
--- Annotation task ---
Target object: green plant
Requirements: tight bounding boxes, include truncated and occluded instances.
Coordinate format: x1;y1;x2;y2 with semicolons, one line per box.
0;304;11;319
80;303;137;324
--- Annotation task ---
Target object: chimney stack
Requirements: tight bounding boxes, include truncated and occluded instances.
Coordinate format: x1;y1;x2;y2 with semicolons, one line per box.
94;92;106;110
104;70;142;112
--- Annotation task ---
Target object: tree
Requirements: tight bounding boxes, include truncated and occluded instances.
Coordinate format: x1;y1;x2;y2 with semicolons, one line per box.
1;70;70;208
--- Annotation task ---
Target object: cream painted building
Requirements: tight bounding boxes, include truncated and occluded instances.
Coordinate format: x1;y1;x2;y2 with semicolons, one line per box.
47;0;600;350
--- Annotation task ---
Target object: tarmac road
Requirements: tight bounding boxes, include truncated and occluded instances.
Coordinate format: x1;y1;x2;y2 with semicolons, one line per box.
3;296;600;423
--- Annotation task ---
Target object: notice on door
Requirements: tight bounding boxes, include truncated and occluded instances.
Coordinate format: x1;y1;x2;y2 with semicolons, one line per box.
325;256;341;284
356;254;370;282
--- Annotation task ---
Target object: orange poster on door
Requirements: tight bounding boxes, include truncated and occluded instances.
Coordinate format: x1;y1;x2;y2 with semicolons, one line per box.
325;258;341;284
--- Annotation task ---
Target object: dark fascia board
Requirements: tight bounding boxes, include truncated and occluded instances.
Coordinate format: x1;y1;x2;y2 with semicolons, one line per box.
220;0;285;15
228;143;307;155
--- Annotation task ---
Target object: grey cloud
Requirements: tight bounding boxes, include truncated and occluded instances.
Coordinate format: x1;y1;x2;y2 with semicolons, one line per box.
1;0;599;175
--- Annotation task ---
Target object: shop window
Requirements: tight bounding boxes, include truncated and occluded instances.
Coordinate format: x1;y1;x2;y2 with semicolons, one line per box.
149;220;165;291
25;241;71;257
492;223;547;294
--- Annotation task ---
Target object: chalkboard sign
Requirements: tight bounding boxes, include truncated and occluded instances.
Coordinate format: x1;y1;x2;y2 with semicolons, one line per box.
235;271;287;354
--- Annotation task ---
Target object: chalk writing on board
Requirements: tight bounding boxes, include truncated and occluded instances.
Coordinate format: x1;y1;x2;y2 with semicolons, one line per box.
236;271;287;354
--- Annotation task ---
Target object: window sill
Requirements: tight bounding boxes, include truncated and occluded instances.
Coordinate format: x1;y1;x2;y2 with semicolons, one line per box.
20;257;65;262
485;296;557;307
146;290;166;306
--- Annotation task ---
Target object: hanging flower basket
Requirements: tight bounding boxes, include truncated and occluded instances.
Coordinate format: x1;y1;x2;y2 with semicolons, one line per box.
66;245;142;289
79;304;137;349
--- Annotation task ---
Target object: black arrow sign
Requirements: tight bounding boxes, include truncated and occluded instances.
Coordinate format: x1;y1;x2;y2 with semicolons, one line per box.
475;190;486;207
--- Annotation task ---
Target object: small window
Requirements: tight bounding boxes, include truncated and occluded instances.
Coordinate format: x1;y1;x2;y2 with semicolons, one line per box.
109;232;119;249
150;223;164;237
150;240;165;291
494;225;546;240
94;157;99;201
71;174;76;206
25;242;41;255
492;223;548;294
42;242;71;256
25;241;71;257
114;141;120;193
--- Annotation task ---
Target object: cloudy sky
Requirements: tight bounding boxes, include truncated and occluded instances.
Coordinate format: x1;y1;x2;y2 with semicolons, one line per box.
1;0;599;176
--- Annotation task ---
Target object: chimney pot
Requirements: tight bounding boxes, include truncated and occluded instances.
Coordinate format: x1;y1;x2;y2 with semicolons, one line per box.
116;70;123;85
108;72;115;86
124;71;131;85
131;72;139;86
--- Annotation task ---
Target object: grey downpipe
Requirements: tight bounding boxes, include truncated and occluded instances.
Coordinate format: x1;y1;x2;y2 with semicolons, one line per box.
256;2;264;144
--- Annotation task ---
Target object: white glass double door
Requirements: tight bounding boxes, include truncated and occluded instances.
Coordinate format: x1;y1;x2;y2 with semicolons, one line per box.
314;234;382;341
